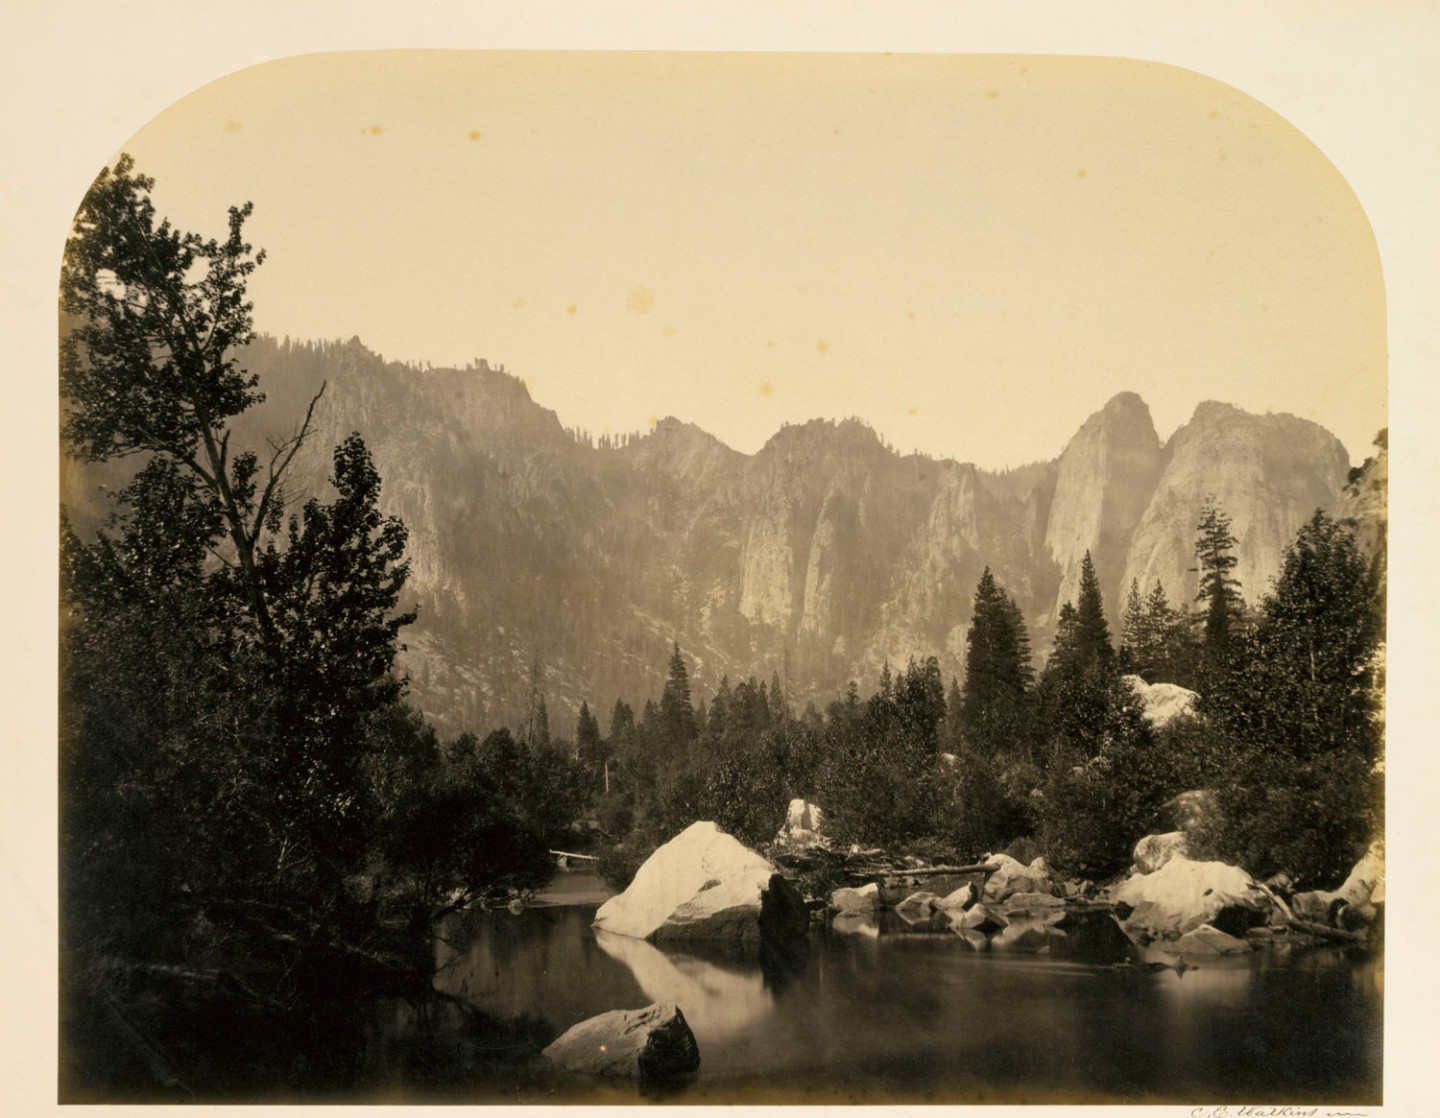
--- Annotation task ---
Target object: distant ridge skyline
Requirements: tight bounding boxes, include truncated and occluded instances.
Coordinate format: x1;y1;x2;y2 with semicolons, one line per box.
114;52;1384;472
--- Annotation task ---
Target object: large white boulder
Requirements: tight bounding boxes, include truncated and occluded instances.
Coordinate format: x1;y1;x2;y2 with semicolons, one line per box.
1112;856;1274;937
1122;675;1199;728
776;798;827;848
982;853;1055;901
594;822;803;944
542;1001;700;1080
1133;832;1190;874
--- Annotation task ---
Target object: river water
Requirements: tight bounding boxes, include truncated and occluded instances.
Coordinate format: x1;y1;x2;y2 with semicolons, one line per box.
371;870;1382;1105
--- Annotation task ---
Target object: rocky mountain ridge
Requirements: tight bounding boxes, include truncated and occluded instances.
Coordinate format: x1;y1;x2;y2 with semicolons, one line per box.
64;335;1370;738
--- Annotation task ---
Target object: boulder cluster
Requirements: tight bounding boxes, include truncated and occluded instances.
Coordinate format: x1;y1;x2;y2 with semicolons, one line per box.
545;807;1383;1085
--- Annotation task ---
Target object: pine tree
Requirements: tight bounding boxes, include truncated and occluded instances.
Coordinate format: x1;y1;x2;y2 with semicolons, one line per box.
659;643;698;755
1204;510;1382;885
959;568;1034;754
1037;554;1119;761
575;700;606;785
1073;551;1114;669
1120;578;1146;673
1194;495;1242;664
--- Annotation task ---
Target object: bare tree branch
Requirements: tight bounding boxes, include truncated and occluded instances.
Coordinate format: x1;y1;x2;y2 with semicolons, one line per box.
249;381;326;547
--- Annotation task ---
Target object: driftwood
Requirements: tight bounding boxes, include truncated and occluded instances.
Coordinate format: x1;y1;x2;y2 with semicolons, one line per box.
1286;916;1369;944
550;849;599;861
846;861;1001;880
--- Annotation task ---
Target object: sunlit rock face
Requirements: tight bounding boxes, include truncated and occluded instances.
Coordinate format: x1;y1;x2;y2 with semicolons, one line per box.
593;821;803;945
1123;676;1198;728
1111;857;1275;938
140;338;1354;737
1121;401;1350;610
541;1000;701;1080
1132;832;1190;875
1291;839;1385;928
1045;392;1164;622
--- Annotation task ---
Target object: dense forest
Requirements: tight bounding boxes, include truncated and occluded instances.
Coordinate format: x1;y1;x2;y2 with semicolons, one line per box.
59;157;1385;1097
580;490;1384;890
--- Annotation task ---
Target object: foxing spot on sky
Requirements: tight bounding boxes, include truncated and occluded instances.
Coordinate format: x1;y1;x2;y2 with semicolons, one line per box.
112;51;1385;468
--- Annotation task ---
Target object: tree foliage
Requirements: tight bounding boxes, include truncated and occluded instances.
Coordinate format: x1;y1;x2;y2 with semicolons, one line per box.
1193;495;1243;668
958;568;1034;756
59;161;582;1041
1198;511;1383;885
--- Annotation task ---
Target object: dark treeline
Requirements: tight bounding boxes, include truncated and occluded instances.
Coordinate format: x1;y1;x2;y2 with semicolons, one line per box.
59;159;593;1098
580;484;1384;891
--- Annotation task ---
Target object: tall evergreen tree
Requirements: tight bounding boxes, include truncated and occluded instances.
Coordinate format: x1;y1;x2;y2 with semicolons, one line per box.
959;567;1034;754
896;655;947;754
1037;554;1119;762
575;700;607;788
1073;551;1114;670
1203;510;1382;885
1193;495;1242;664
1120;578;1146;673
659;642;699;752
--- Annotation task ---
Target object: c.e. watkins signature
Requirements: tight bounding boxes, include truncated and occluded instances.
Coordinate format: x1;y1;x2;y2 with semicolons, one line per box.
1189;1109;1368;1118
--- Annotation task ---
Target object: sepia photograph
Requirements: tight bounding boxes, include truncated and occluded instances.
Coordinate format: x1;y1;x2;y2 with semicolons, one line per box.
9;4;1438;1113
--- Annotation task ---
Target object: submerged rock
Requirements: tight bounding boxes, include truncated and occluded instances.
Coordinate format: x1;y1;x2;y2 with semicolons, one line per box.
1112;856;1275;937
953;903;1009;934
1172;923;1252;956
594;821;804;945
1133;832;1190;875
542;1001;700;1080
895;891;941;917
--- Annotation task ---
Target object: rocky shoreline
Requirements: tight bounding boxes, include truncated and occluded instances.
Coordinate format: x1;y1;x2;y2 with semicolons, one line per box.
539;809;1382;1084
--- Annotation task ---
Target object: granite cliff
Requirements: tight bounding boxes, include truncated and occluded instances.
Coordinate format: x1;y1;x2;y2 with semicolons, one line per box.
63;336;1366;737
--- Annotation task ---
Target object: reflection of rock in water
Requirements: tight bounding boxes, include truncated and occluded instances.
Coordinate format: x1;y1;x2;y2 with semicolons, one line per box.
594;930;774;1043
831;913;880;938
758;926;810;993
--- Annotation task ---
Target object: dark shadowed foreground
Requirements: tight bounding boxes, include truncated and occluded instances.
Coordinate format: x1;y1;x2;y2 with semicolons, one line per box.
61;873;1381;1105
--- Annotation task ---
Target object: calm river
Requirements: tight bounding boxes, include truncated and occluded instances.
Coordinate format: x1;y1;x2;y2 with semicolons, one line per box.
343;870;1384;1105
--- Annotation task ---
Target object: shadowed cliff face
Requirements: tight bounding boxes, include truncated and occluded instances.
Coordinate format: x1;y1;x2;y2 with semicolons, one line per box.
61;335;1357;737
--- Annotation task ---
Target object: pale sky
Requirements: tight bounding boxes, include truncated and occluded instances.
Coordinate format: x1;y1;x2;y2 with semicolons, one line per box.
116;51;1385;467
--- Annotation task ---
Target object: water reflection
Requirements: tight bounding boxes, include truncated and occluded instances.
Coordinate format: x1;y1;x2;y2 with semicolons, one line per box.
419;877;1379;1104
594;930;774;1042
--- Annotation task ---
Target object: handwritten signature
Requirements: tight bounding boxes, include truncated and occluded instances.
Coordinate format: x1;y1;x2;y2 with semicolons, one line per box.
1189;1108;1368;1118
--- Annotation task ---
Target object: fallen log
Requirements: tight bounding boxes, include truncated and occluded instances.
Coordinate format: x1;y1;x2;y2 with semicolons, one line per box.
846;862;1001;880
1286;916;1368;944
